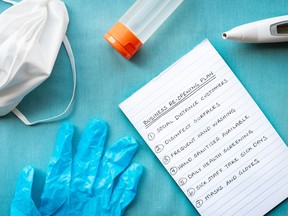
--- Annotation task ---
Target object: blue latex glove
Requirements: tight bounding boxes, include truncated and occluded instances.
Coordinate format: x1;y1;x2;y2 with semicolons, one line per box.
10;119;143;216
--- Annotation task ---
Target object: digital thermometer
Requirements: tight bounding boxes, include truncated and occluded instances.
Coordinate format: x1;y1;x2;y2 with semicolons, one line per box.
222;15;288;43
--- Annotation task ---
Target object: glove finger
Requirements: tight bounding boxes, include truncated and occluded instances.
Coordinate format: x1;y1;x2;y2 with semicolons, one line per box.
10;166;40;216
110;163;143;215
93;136;138;204
71;118;108;193
39;122;73;215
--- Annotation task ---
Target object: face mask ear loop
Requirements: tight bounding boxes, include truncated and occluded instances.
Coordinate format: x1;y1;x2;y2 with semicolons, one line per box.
12;36;77;126
1;0;18;5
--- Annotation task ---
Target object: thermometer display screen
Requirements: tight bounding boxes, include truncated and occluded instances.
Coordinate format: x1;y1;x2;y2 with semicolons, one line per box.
277;23;288;34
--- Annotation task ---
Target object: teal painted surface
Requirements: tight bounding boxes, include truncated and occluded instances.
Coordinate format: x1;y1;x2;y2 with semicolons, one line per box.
0;0;287;215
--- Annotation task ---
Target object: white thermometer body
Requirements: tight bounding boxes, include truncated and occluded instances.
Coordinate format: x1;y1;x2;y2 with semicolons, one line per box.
223;15;288;43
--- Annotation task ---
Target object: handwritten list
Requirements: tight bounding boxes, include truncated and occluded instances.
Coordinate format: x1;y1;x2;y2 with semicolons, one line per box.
119;40;288;216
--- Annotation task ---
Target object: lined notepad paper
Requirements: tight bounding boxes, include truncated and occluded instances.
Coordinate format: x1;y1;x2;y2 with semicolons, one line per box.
119;40;288;216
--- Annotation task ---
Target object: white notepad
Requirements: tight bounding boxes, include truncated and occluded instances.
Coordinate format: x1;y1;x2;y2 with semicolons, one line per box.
119;40;288;216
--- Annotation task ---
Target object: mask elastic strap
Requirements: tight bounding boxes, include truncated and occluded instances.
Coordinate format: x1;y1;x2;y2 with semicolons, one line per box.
12;36;76;126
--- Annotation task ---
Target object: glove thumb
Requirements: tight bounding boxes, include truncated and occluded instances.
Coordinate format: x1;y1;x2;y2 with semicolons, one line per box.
10;166;40;216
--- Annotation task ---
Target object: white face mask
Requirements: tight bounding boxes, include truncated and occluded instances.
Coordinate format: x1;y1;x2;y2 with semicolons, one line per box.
0;0;76;125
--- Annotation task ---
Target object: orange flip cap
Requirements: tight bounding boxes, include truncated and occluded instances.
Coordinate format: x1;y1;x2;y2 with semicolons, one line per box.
104;22;142;60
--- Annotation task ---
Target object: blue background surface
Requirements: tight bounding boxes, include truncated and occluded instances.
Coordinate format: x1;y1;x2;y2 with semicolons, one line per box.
0;0;287;215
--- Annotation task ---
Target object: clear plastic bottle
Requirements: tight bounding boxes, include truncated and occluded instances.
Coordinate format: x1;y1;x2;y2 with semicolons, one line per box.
104;0;184;59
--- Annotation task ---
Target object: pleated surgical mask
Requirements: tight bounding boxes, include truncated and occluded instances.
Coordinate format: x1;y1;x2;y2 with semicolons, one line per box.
0;0;76;125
